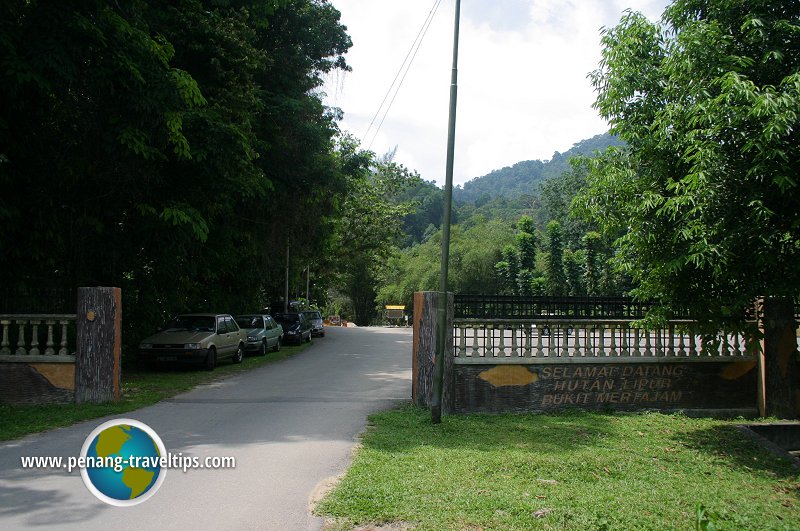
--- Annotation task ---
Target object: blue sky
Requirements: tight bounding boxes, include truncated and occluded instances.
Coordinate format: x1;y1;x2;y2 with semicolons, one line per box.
324;0;667;187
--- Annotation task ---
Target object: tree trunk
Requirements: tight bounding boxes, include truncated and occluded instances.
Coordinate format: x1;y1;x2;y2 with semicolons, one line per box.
412;291;453;412
75;287;121;403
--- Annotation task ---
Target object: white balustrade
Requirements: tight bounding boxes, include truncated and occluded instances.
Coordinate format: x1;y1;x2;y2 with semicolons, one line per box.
0;315;76;358
0;319;10;355
452;319;756;362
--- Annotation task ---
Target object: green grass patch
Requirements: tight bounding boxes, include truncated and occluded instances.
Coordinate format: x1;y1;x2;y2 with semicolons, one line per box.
0;343;309;441
317;406;800;530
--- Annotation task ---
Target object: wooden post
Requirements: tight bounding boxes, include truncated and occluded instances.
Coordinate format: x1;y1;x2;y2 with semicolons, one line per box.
413;292;435;407
412;291;453;411
75;287;121;403
443;293;454;414
758;297;798;419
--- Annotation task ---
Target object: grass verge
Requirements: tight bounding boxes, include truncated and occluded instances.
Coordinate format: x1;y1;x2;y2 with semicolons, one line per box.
0;343;310;441
317;405;800;530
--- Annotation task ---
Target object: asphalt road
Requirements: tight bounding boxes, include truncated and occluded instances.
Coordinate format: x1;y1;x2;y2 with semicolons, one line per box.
0;326;412;530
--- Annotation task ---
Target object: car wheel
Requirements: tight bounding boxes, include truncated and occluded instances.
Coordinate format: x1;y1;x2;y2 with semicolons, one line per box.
233;343;244;364
205;347;217;371
273;337;281;352
259;339;267;356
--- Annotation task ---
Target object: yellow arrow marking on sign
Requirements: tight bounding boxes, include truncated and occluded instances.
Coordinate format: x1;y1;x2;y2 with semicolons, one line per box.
479;366;539;387
720;360;756;380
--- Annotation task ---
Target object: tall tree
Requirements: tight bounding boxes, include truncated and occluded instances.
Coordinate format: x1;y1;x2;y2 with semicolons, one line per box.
332;140;420;325
397;179;445;246
0;0;353;344
578;0;800;325
540;159;595;249
544;221;566;296
582;231;603;296
515;216;538;270
493;215;539;295
495;245;520;295
564;250;584;296
514;216;537;295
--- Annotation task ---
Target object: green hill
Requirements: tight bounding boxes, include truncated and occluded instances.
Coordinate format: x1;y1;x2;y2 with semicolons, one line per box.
453;132;622;205
399;132;623;244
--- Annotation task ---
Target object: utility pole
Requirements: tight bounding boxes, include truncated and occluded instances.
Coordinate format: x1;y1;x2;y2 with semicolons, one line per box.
284;238;289;313
306;264;310;303
431;0;460;424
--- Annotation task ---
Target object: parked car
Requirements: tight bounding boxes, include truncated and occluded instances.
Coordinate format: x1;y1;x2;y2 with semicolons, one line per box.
301;310;325;337
266;300;303;314
273;312;312;344
138;313;246;370
234;314;283;355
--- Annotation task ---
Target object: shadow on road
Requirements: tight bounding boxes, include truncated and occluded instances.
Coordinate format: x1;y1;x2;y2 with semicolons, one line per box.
150;327;413;450
0;326;412;529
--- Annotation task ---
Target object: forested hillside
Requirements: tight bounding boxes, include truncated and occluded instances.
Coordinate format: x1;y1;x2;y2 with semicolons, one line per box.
454;133;622;204
377;132;626;313
397;133;621;247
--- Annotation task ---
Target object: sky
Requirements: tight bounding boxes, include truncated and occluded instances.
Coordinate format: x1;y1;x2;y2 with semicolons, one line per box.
322;0;667;187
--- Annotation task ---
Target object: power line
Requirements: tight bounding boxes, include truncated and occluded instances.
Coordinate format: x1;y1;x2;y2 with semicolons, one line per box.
362;0;443;150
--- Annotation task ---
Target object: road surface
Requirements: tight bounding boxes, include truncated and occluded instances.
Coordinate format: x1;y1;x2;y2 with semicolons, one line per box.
0;326;412;530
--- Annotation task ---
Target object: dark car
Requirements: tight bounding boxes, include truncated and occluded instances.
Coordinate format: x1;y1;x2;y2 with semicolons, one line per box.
301;310;325;337
273;312;312;344
266;300;303;314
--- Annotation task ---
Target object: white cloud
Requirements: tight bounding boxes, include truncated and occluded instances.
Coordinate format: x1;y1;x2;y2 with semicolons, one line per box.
324;0;667;186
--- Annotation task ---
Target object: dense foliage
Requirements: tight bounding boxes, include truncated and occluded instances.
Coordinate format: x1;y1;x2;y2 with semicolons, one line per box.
377;220;514;310
331;140;421;325
0;0;353;344
372;133;625;315
577;0;800;325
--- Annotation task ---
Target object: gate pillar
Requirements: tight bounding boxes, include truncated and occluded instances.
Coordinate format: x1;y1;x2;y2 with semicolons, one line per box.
412;291;453;411
758;297;799;418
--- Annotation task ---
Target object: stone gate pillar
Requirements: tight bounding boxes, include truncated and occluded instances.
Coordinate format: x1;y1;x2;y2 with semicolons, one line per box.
758;297;799;418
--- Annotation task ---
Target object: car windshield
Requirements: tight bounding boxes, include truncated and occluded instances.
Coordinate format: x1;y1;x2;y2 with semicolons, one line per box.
235;316;262;329
275;313;299;323
303;311;321;320
164;315;215;332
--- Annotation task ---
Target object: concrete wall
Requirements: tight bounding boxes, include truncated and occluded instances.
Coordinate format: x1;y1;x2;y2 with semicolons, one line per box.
0;359;75;404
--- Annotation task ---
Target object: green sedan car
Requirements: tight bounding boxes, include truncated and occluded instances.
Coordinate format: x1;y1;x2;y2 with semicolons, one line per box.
234;314;283;355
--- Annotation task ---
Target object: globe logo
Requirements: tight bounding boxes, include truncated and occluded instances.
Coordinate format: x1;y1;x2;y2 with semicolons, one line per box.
80;419;167;506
